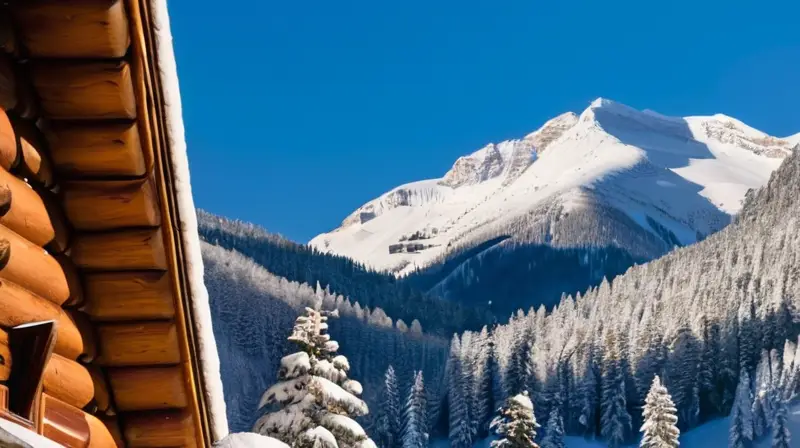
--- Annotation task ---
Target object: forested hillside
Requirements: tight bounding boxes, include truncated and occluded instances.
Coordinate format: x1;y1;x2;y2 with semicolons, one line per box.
198;211;489;334
439;146;800;446
203;242;449;433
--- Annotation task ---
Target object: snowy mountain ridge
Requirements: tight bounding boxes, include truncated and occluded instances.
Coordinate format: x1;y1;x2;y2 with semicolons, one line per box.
310;98;796;276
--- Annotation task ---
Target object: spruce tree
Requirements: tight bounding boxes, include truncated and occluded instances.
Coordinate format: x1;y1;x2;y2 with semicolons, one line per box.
402;371;428;448
730;370;754;448
376;365;401;448
771;397;791;448
447;335;472;448
601;329;632;448
253;308;376;448
639;376;679;448
539;407;565;448
490;392;541;448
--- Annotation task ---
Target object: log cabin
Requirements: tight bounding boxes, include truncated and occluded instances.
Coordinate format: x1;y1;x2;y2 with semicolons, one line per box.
0;0;229;446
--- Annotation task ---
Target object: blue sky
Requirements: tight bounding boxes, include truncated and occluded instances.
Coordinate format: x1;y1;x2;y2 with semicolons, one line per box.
170;0;799;243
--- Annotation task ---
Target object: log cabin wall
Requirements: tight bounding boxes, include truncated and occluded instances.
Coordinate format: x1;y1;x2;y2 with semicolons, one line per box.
0;1;210;446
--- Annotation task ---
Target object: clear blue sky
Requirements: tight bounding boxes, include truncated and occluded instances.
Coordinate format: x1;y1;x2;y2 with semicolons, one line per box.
170;0;799;243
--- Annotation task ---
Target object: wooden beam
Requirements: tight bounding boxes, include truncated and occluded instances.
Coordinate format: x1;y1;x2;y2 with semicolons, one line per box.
12;0;130;59
0;109;15;170
108;366;187;412
46;121;146;178
42;353;95;410
71;228;167;271
0;280;84;360
0;168;57;247
0;224;70;305
100;417;126;448
122;409;195;447
87;365;114;416
55;254;84;307
30;61;136;120
67;310;98;364
10;118;54;189
82;271;174;322
97;322;180;367
63;178;160;231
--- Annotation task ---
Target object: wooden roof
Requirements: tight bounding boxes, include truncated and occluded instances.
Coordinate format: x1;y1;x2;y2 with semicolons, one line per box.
0;0;220;446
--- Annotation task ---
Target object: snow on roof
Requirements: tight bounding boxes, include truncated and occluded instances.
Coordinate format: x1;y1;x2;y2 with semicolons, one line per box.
150;0;228;441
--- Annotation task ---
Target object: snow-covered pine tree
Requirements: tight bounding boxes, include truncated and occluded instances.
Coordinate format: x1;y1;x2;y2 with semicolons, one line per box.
490;391;540;448
375;365;401;448
771;396;791;448
753;350;773;439
253;307;376;448
447;335;472;448
639;376;679;448
730;369;754;448
402;371;428;448
472;326;495;438
601;329;632;448
539;406;565;448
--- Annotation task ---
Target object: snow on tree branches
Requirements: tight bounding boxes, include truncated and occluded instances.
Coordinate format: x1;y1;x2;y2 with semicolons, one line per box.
254;308;376;448
639;376;679;448
490;391;540;448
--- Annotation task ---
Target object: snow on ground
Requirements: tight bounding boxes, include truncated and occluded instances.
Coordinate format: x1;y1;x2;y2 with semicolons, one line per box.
432;404;800;447
310;98;795;275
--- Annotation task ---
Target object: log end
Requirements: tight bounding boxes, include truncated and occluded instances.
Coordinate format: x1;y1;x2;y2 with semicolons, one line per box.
0;238;9;270
0;183;10;217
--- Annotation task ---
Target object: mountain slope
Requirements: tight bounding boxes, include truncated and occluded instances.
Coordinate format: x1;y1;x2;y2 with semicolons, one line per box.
311;99;793;276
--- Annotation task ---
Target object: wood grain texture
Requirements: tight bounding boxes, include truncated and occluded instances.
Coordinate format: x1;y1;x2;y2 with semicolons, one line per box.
0;109;15;170
56;254;84;307
85;409;119;448
31;61;136;120
40;394;91;448
42;353;94;410
122;409;195;447
0;224;70;305
0;168;56;247
67;310;97;364
46;122;146;178
97;322;180;366
87;365;113;416
71;228;167;271
12;0;129;58
63;179;160;231
108;366;187;411
0;280;83;360
83;271;174;321
100;417;126;447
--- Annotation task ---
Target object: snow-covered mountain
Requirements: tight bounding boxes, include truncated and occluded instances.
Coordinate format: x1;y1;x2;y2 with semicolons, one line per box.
310;98;795;277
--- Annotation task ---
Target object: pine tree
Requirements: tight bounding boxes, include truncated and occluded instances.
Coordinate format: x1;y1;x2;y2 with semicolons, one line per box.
447;335;472;448
375;365;401;448
539;407;565;448
601;329;632;448
730;370;754;448
402;371;428;448
490;392;540;448
753;350;772;439
253;308;376;447
771;397;791;448
639;376;679;448
473;327;495;438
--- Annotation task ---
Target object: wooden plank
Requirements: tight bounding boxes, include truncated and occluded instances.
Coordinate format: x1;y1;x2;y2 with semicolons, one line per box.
46;122;146;178
31;61;136;120
0;168;56;247
0;109;15;170
63;178;160;231
85;411;119;448
56;254;84;307
42;353;95;410
87;365;114;416
71;228;167;271
97;322;180;367
100;417;126;448
12;0;129;58
40;394;90;448
108;366;187;411
0;280;84;360
0;224;70;305
122;409;195;447
83;271;174;322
